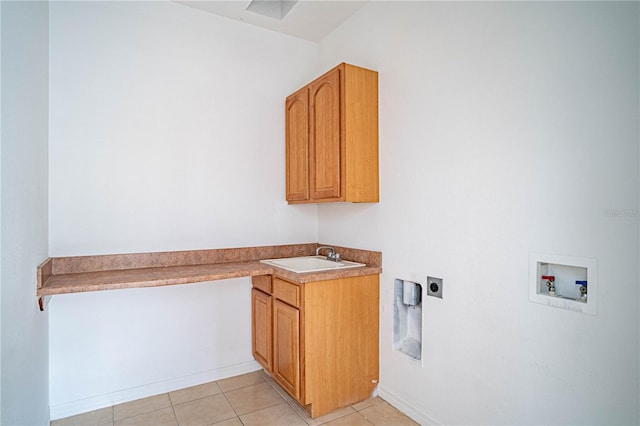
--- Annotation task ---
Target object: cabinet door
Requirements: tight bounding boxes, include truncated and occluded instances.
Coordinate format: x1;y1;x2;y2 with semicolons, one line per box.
285;89;309;202
273;300;300;399
309;67;341;200
252;288;273;372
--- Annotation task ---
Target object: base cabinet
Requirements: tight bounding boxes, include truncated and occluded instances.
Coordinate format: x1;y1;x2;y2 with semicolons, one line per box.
251;274;379;418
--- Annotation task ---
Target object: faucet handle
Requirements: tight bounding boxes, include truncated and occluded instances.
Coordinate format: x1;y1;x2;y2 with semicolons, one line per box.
316;245;341;261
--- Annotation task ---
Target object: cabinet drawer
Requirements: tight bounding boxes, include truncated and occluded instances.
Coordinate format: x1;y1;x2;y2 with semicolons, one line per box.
273;278;300;308
252;275;272;294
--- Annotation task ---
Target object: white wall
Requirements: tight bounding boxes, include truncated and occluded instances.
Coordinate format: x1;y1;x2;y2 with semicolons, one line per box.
48;1;640;423
48;1;318;418
1;4;3;419
317;2;639;425
49;1;318;256
1;1;50;424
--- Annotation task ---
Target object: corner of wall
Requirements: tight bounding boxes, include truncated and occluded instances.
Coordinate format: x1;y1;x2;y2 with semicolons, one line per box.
0;0;50;424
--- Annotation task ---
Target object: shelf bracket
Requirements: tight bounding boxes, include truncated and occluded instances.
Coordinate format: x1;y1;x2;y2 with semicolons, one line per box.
37;258;53;312
38;295;50;312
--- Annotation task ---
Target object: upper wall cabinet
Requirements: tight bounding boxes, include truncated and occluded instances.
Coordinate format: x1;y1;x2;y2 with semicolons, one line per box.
285;63;379;204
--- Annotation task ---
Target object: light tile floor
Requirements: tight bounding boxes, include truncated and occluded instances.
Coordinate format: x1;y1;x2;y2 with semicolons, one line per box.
51;371;419;426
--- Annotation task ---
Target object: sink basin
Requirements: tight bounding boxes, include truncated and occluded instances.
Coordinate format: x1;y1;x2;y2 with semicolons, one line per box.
260;256;366;273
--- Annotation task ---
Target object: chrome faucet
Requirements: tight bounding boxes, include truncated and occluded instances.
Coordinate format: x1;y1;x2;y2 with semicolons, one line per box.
316;245;341;262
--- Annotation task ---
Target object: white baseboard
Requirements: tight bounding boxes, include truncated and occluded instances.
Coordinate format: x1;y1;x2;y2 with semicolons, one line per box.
50;360;262;420
378;385;441;426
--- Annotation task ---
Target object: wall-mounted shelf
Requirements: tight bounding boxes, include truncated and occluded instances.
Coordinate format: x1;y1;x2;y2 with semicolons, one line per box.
529;253;597;315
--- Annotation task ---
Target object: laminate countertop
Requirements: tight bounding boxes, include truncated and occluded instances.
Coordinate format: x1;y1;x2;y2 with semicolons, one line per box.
36;243;382;309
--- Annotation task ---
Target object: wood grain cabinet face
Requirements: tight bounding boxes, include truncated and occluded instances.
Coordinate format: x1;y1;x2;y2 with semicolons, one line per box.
285;89;309;202
285;63;379;204
273;299;300;400
251;274;380;419
309;69;341;200
251;288;272;372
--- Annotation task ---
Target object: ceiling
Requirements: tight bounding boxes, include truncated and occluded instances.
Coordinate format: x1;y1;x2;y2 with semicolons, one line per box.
175;0;368;42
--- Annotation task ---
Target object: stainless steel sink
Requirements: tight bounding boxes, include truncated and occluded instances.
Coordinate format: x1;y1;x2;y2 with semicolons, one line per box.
260;256;366;273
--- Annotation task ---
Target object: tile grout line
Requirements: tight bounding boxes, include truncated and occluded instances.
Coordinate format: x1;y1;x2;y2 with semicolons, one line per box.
169;394;180;426
220;389;243;425
285;400;315;426
55;374;394;426
167;372;268;424
219;376;286;421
